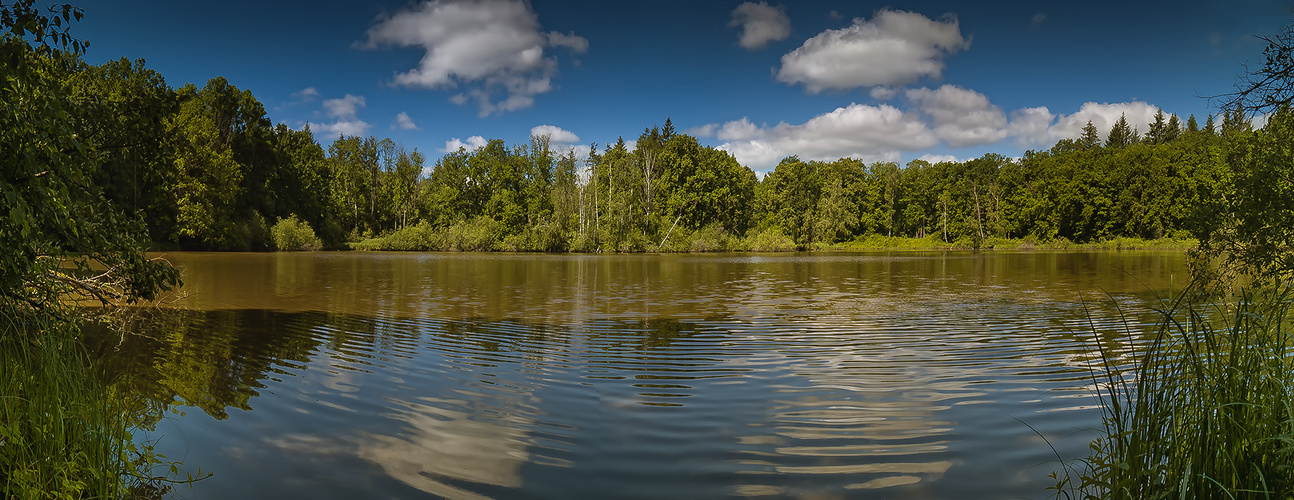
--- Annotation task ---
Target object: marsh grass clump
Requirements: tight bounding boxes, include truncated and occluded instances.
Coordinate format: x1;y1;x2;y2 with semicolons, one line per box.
0;305;202;499
1058;284;1294;499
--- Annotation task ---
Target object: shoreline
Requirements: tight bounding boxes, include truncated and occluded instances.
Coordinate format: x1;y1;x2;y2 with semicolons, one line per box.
332;235;1196;253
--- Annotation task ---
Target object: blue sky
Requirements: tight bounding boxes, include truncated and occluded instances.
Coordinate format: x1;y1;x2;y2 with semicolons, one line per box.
72;0;1291;173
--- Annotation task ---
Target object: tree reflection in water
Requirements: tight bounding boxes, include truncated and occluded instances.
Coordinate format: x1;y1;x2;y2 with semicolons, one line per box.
75;251;1188;499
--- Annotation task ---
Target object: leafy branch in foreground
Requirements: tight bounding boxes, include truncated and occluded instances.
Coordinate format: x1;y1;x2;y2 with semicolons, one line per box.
1;1;197;497
1188;104;1294;290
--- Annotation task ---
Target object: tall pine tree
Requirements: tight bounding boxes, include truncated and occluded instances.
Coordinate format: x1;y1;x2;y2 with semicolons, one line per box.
1079;120;1101;150
1105;114;1136;148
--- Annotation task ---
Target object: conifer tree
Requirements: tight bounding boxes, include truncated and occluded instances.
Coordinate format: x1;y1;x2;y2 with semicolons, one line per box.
661;117;675;141
1106;114;1136;148
1221;107;1251;136
1147;109;1168;144
1078;120;1101;150
1164;114;1182;142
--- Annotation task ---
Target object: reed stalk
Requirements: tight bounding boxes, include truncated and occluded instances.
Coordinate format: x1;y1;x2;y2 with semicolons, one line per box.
0;303;195;499
1059;283;1294;499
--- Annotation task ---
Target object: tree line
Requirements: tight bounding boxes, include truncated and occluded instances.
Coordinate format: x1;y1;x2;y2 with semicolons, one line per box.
46;48;1275;253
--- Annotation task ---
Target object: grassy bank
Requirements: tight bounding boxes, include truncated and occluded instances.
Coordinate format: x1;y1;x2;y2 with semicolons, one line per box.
826;235;1197;251
1;308;125;498
1056;285;1294;499
347;222;1195;253
348;221;801;253
0;306;189;499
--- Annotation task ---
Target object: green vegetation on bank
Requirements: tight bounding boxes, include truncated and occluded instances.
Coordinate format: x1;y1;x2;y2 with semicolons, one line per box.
1052;25;1294;498
270;215;322;252
1057;284;1294;499
0;309;178;499
1;1;189;497
311;117;1237;253
828;235;1198;251
29;18;1257;254
353;228;1196;253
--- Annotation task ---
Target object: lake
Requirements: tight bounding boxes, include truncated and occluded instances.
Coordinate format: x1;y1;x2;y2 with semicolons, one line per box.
85;250;1185;499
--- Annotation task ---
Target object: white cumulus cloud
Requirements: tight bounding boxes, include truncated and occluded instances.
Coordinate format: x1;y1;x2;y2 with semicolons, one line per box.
530;124;580;143
777;9;969;92
441;135;488;152
362;0;587;117
394;111;419;130
990;101;1164;148
530;125;588;158
1047;101;1160;143
917;153;960;164
906;85;1008;147
711;103;937;171
315;120;371;138
716;117;762;141
1006;107;1056;148
730;2;791;50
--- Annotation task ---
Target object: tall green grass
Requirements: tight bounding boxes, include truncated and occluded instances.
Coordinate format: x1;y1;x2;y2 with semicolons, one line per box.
0;305;198;499
1057;284;1294;499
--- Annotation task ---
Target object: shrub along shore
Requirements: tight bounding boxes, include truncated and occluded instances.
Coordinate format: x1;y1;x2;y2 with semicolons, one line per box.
342;221;1197;254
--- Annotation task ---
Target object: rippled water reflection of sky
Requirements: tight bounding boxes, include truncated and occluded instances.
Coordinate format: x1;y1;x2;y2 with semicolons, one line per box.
93;251;1185;499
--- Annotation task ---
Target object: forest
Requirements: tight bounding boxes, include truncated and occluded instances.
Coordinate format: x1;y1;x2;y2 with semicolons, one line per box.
38;48;1271;253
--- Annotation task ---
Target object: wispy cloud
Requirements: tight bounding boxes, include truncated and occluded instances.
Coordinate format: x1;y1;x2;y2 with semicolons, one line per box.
275;86;321;112
313;93;372;138
730;2;791;50
292;87;320;101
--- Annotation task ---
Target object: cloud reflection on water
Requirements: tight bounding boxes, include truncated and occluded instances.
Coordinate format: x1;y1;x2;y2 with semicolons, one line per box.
356;398;532;499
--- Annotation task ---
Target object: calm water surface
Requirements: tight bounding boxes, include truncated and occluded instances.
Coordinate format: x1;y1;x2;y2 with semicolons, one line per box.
87;251;1186;499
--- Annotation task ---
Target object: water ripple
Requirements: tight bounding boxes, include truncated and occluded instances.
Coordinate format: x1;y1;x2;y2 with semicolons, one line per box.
93;250;1187;499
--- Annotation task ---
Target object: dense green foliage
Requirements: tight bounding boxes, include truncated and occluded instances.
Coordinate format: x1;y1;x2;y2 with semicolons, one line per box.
1;6;178;305
1055;29;1294;499
1191;105;1294;286
1;1;192;497
27;41;1272;253
270;215;321;252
